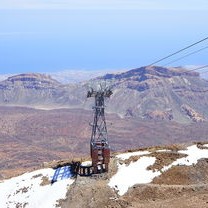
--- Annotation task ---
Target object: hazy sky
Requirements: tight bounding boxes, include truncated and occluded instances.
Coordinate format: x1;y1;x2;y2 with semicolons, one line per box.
0;0;208;74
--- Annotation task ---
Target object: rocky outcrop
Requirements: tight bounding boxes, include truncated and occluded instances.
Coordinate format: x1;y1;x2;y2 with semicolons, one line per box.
7;73;60;85
181;104;205;122
144;110;174;121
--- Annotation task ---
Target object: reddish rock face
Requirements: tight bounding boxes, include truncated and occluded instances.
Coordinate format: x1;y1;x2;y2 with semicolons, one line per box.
181;104;205;122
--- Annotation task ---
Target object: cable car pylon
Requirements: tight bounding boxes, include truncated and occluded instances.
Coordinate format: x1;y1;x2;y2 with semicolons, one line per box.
87;84;113;174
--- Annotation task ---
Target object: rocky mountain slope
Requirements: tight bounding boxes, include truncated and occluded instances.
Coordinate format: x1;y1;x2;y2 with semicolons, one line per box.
1;106;208;180
0;66;208;123
100;66;208;123
0;73;84;108
1;142;208;208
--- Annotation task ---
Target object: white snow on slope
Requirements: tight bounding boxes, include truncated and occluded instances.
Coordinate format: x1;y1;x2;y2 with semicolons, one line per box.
109;144;208;196
0;168;74;208
109;156;160;195
162;145;208;172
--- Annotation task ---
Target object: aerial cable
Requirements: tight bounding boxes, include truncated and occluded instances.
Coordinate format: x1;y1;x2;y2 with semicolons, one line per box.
148;36;208;66
182;64;208;74
163;45;208;67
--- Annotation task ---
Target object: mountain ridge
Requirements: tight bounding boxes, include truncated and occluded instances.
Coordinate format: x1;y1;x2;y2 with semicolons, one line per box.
0;66;208;123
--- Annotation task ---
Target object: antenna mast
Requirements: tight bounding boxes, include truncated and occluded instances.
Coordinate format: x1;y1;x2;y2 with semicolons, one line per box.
87;84;112;174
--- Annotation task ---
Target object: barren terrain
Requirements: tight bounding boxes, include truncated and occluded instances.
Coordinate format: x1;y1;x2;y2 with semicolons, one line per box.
1;106;208;179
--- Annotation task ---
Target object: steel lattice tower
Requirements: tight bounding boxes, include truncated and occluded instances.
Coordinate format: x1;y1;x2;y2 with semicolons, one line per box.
87;86;112;174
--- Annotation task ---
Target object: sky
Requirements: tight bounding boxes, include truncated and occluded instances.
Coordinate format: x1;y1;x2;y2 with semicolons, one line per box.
0;0;208;75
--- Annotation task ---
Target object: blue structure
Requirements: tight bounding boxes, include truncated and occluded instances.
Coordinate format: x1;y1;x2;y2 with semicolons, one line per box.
51;166;74;183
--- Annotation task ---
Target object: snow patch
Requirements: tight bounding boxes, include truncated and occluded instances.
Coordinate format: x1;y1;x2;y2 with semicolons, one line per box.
0;168;74;208
109;145;208;196
162;145;208;171
109;156;160;195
